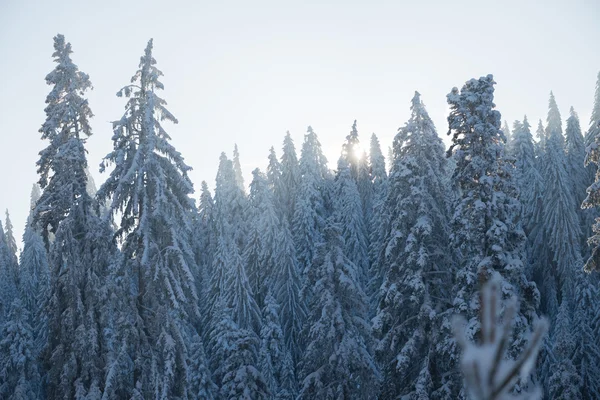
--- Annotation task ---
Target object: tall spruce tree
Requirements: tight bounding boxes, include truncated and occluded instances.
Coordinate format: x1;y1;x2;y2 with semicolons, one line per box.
584;72;600;271
373;92;451;399
367;133;389;305
444;75;539;397
32;34;119;399
298;218;379;399
293;126;330;280
97;39;199;399
278;132;300;225
233;143;246;193
334;157;369;287
0;299;40;399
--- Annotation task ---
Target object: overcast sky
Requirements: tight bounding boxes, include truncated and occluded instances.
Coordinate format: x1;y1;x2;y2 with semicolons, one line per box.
1;0;599;246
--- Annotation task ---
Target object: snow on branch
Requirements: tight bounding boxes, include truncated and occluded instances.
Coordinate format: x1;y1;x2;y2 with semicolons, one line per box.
453;280;548;400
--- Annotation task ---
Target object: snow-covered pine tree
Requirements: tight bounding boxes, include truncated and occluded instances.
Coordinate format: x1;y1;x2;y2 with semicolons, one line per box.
277;131;300;225
34;34;93;249
293;126;330;281
572;273;600;399
565;107;588;248
96;39;199;399
584;72;600;193
548;300;582;400
298;217;379;399
367;133;389;306
187;332;217;400
584;72;600;272
213;152;247;252
583;73;600;262
373;91;451;399
19;188;50;364
445;75;539;397
244;169;280;308
503;119;513;153
0;216;19;304
209;302;269;399
19;184;49;319
267;146;281;193
540;93;582;310
334;157;369;288
0;221;17;323
233;143;246;193
342;120;361;181
273;217;305;365
534;119;546;173
4;211;18;267
194;180;215;319
510;117;544;242
228;227;261;333
32;34;119;399
0;299;41;399
259;292;296;400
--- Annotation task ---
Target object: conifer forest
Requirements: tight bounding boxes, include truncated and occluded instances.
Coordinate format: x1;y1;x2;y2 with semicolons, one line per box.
2;33;600;400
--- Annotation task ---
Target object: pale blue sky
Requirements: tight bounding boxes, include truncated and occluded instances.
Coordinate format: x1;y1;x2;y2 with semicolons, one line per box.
1;0;599;245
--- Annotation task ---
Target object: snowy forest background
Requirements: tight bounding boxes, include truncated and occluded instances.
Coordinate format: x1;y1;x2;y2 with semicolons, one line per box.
1;33;600;399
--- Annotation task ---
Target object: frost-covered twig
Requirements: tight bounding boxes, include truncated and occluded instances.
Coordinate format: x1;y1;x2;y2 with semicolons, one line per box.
453;280;548;400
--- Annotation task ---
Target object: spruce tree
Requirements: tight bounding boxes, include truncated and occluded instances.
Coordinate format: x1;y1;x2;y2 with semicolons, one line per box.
445;75;539;396
34;34;93;248
0;299;40;399
541;93;582;308
209;303;269;399
367;133;389;305
334;157;369;287
584;72;600;272
259;292;296;399
97;39;199;398
278;131;300;225
293;126;330;280
273;218;305;365
298;218;379;399
373;92;451;398
233;143;246;193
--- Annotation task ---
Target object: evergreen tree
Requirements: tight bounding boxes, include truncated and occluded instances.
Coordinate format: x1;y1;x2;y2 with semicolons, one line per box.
373;92;451;398
259;292;296;400
277;131;300;225
584;72;600;194
541;93;582;308
298;218;379;399
548;300;582;400
34;34;93;249
266;146;281;193
209;303;269;400
244;169;280;308
334;158;369;287
293;126;329;280
367;133;389;305
503;119;512;153
584;72;600;272
187;333;217;400
572;274;600;399
273;218;305;365
0;299;40;399
445;75;539;396
4;210;18;265
32;34;119;399
97;39;198;399
535;119;546;161
233;143;246;193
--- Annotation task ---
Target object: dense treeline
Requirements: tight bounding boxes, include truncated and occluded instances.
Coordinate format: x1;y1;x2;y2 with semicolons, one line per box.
1;34;600;399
